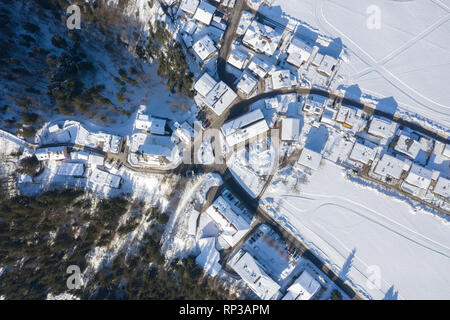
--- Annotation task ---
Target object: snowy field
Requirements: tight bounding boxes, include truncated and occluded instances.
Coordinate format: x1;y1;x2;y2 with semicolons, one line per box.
263;0;450;131
262;160;450;299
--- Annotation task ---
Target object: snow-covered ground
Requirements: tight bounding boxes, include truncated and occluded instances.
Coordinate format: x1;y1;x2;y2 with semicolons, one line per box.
262;160;450;299
262;0;450;132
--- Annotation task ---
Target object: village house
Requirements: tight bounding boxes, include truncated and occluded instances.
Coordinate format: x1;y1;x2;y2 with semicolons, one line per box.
298;148;322;170
282;270;321;300
192;35;217;62
242;21;282;56
203;81;238;116
192;1;216;25
236;71;259;98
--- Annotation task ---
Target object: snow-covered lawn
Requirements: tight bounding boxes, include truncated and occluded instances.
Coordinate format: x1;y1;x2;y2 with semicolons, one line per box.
262;160;450;300
263;0;450;132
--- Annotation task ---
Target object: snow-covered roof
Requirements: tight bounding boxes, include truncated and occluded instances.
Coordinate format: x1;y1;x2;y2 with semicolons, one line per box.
203;81;238;116
195;237;221;276
35;146;67;161
135;113;152;131
188;210;200;236
227;47;250;70
373;154;406;179
179;0;199;16
88;153;104;167
236;10;253;35
286;37;312;68
335;105;358;128
182;20;197;35
243;21;282;56
149;117;166;135
317;55;337;76
236;71;258;96
247;56;271;78
264;97;279;110
271;70;292;90
221;108;265;137
56;162;85;177
206;196;251;247
193;35;217;61
194;72;217;97
90;167;121;189
174;121;195;144
298;148;322;170
70;151;89;161
442;144;450;158
138;134;174;159
349;142;376;165
395;134;421;159
282;270;321;300
228;250;280;300
193;1;216;25
404;164;433;190
281;118;300;141
433;176;450;199
304;94;327;115
368;117;396;139
103;135;121;154
49;124;60;133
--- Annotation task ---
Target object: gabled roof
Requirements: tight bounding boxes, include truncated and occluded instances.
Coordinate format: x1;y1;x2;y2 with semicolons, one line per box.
395;134;421;159
179;0;199;16
243;21;282;56
349;142;376;165
193;1;216;25
194;72;217;97
368;117;396;139
434;176;450;199
374;154;406;179
203;81;237;116
193;35;217;61
298;148;322;170
282;271;321;300
221;108;265;137
281;118;300;141
404;164;433;190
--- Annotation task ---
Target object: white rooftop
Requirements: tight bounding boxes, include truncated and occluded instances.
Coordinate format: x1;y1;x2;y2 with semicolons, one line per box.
229;250;280;300
404;164;433;190
433;176;450;199
206;195;251;247
335;105;358;127
374;154;406;179
90;167;121;188
193;35;217;61
395;134;421;159
248;56;271;79
243;20;282;56
57;162;85;177
286;37;312;68
317;55;337;76
236;71;258;96
298;148;322;170
194;72;217;97
193;1;216;25
203;81;237;116
221;108;265;137
179;0;199;16
227;47;250;70
349;142;377;165
282;270;321;300
281;118;300;141
368;117;396;139
271;70;292;90
195;237;221;277
236;10;253;35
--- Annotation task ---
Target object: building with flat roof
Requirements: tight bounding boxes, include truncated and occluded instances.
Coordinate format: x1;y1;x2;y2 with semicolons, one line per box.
228;250;280;300
335;105;358;129
203;81;238;116
282;270;321;300
317;55;337;77
243;21;282;56
303;94;328;116
271;70;293;90
298;148;322;170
